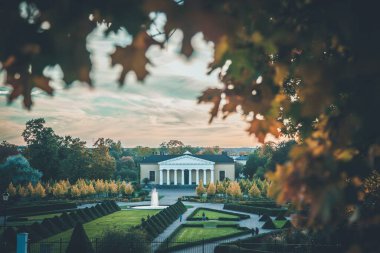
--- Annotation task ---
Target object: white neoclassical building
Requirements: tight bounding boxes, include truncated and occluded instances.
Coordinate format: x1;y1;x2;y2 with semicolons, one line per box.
140;152;235;186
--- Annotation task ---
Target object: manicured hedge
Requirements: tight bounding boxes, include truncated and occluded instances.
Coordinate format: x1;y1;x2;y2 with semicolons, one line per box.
41;219;62;234
224;204;287;216
7;216;28;222
90;206;102;218
262;219;276;229
60;212;76;227
259;214;271;222
275;214;287;220
187;207;250;221
2;201;120;245
141;201;187;238
51;216;70;231
0;201;77;216
282;220;292;228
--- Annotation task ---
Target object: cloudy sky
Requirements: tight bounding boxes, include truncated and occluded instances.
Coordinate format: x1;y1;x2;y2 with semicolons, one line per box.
0;23;261;148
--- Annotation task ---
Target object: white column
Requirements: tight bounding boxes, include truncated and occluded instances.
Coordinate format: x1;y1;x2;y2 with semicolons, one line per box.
196;169;199;185
188;169;192;185
174;170;177;185
203;169;207;184
211;169;214;183
181;170;185;185
166;170;170;185
159;170;163;185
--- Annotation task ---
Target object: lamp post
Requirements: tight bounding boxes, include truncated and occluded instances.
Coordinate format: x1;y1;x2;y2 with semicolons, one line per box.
2;192;9;229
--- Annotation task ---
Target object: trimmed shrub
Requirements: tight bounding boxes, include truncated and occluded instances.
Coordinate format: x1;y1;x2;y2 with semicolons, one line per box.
282;220;292;228
101;202;113;214
69;212;85;224
7;216;28;222
275;214;287;220
259;214;271;222
51;216;70;230
90;206;102;218
66;223;94;253
76;209;91;223
1;202;76;216
224;204;287;216
41;218;62;235
60;212;76;227
96;204;108;216
262;219;276;229
83;207;96;220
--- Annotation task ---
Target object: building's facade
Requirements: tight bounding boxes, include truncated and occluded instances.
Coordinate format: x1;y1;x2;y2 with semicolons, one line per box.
140;152;235;185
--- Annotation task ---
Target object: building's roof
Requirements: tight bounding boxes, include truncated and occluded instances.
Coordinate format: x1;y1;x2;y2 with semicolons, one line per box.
140;154;234;164
235;155;248;161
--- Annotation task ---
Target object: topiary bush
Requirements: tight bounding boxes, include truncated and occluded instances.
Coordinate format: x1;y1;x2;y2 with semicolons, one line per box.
60;212;76;227
66;223;94;253
41;218;62;235
259;214;271;222
262;219;276;229
51;216;70;231
275;214;287;220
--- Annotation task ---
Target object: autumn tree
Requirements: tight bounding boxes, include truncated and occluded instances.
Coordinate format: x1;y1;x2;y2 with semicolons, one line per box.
226;181;242;199
1;1;380;251
195;179;206;197
207;182;216;197
248;183;261;198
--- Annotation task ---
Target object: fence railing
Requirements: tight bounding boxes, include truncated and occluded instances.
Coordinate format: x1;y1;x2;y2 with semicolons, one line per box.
26;238;342;253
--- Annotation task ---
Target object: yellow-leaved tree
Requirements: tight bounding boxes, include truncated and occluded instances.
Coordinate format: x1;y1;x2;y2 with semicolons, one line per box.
248;183;261;198
226;181;242;199
34;182;46;198
207;182;216;197
195;180;206;197
7;182;17;197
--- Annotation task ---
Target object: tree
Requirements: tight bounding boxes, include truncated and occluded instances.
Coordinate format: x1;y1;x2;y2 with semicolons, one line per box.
22;118;62;180
0;141;19;163
226;181;242;199
160;140;185;155
33;181;46;198
207;182;216;196
88;138;116;179
248;183;261;198
267;140;297;171
216;181;225;195
244;149;269;179
124;182;134;197
195;180;206;196
7;182;17;197
59;136;90;181
0;154;42;190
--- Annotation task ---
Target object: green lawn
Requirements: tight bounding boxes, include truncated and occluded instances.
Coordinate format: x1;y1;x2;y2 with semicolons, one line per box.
186;221;236;226
192;208;239;220
170;227;242;243
43;209;159;242
273;220;287;229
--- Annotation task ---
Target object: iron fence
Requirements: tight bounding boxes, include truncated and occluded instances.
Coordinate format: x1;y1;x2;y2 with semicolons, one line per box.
26;238;341;253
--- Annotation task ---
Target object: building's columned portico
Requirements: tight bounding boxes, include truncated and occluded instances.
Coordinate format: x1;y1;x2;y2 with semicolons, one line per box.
158;155;215;185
